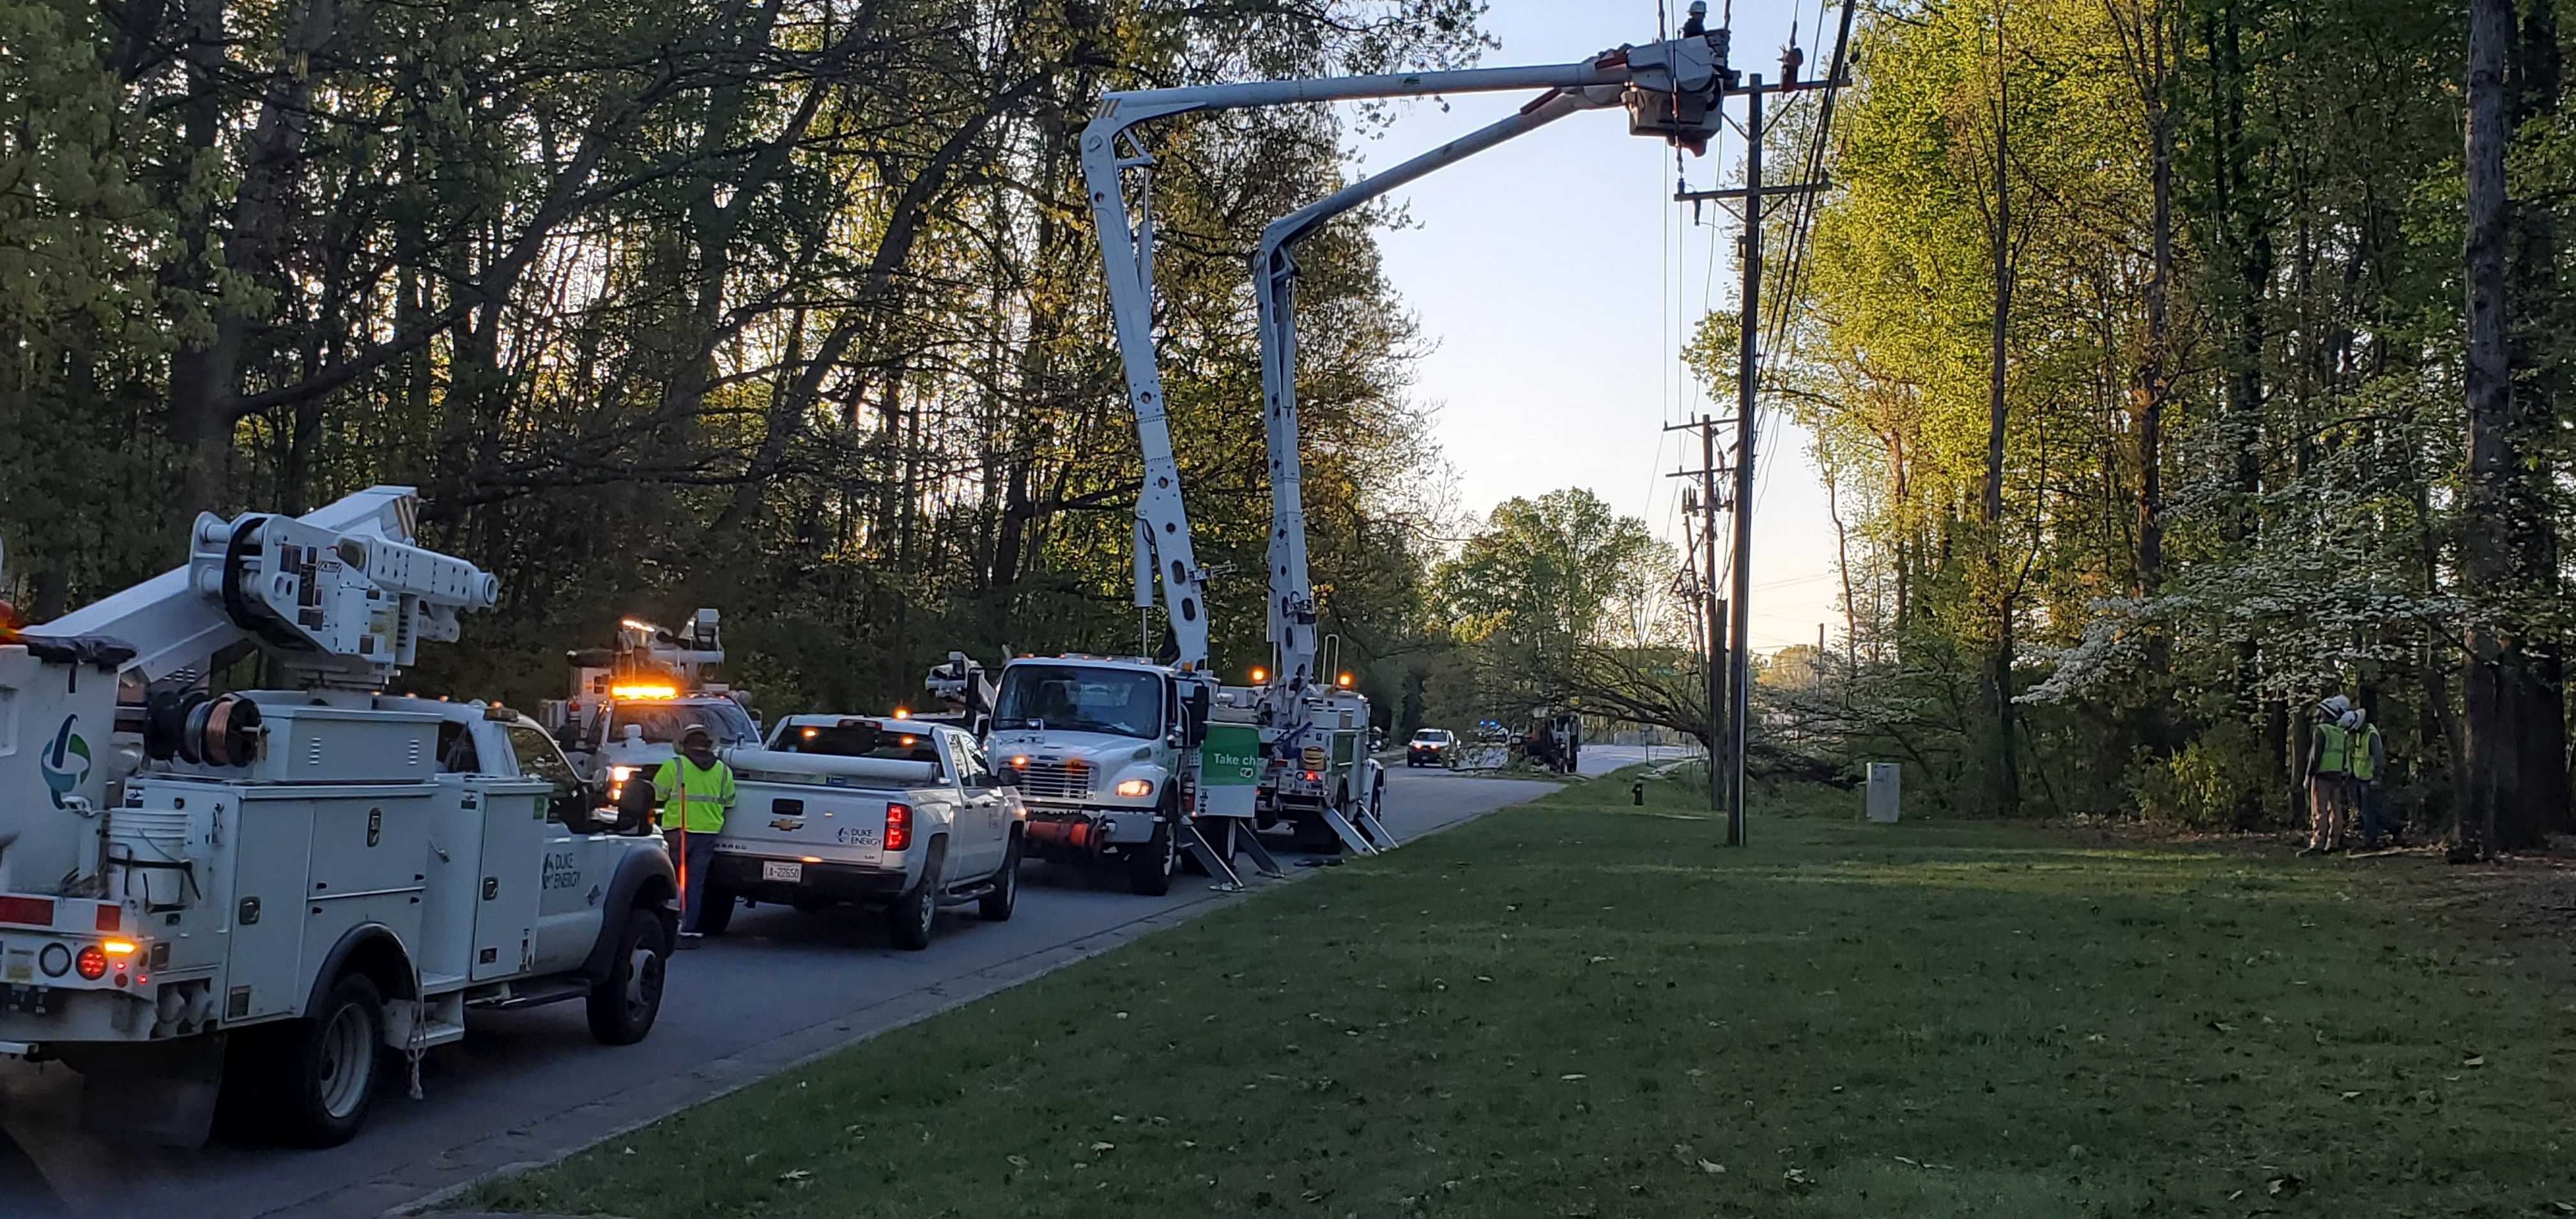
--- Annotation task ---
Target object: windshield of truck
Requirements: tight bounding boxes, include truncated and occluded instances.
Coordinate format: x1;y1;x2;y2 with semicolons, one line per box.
1412;730;1450;744
777;722;944;767
992;665;1163;739
613;701;758;746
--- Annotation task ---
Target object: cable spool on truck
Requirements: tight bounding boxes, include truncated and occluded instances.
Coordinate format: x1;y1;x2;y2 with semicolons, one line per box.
0;487;676;1148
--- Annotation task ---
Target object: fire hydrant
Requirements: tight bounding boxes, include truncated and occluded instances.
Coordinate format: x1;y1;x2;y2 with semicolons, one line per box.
1631;779;1646;806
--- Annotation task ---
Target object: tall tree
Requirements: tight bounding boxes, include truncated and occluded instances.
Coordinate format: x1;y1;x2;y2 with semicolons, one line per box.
2461;0;2522;860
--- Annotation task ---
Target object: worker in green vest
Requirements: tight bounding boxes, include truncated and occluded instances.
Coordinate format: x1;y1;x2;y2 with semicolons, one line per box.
2350;707;2402;849
653;724;738;941
2297;696;2356;856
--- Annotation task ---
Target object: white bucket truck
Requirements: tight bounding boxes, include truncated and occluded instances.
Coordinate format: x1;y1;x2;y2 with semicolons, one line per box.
0;487;675;1147
986;655;1218;895
546;609;760;808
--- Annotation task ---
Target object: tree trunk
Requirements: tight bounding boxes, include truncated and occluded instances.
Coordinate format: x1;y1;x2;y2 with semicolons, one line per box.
1981;0;2020;813
2209;0;2280;819
2510;0;2572;838
2460;0;2517;861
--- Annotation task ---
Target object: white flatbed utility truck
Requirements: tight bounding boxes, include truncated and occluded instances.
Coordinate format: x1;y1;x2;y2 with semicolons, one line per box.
1076;27;1741;865
692;715;1025;948
0;487;675;1148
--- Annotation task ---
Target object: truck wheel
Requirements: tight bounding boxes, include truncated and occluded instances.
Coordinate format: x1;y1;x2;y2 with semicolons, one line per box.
694;883;737;936
979;833;1021;921
586;907;669;1046
1128;815;1177;896
889;842;944;951
274;973;386;1147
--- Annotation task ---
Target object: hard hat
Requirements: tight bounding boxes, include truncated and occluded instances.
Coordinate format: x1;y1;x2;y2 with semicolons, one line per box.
680;723;714;744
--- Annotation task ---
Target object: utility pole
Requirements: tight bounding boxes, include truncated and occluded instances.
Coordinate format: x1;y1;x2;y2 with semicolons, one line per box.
1674;70;1837;847
1728;77;1761;848
1666;415;1731;811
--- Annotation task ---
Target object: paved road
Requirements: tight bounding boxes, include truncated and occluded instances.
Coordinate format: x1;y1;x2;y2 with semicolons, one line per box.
0;768;1553;1219
1574;743;1699;776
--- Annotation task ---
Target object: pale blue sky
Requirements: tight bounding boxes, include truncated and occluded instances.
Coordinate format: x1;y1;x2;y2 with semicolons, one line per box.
1369;1;1846;654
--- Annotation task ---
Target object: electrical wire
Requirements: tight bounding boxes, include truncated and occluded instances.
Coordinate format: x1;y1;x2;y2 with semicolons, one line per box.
1750;0;1856;524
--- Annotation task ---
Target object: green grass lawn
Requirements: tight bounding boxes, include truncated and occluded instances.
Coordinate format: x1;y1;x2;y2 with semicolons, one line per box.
471;773;2576;1218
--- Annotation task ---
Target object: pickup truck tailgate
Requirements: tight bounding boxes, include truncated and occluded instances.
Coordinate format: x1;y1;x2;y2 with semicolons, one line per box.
717;778;897;868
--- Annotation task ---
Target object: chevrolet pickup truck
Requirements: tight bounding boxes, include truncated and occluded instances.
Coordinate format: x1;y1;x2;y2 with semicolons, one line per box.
691;716;1022;949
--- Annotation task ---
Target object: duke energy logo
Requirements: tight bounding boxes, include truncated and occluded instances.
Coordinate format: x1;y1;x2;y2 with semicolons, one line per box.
42;716;93;809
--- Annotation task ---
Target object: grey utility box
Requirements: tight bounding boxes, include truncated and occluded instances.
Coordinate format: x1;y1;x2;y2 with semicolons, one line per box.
1865;763;1901;823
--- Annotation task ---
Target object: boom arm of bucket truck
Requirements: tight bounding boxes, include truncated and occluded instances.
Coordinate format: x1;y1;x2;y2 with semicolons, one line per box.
0;487;498;893
1080;33;1735;672
20;486;498;689
1254;88;1622;703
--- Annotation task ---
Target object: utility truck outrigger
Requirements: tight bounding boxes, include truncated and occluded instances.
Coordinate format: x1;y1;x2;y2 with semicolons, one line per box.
1072;25;1741;864
0;488;675;1147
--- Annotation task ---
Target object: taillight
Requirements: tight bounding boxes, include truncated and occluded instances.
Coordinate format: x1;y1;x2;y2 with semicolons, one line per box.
885;802;913;852
75;946;107;980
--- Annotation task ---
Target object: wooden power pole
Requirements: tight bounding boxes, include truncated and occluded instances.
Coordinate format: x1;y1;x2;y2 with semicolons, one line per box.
1675;71;1836;847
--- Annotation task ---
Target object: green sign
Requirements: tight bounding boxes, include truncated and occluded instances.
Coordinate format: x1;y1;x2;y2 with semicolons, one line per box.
1198;724;1262;818
1202;724;1262;786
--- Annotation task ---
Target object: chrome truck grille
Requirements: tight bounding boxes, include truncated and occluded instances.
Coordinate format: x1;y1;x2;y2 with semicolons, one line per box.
1015;760;1092;802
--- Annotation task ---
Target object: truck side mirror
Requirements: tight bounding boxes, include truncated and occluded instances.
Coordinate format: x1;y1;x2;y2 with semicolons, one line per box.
1186;687;1211;748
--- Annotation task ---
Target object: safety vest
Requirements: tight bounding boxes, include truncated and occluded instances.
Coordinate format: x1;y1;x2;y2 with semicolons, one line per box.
653;756;737;833
2315;722;2353;776
2350;725;2382;783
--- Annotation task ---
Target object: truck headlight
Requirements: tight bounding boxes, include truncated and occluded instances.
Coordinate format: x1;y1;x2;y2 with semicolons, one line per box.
1116;778;1154;799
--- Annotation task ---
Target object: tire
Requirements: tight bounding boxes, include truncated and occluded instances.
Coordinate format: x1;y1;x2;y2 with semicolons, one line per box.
693;882;737;936
979;833;1021;921
1128;811;1177;896
586;907;670;1046
889;841;944;951
273;973;385;1148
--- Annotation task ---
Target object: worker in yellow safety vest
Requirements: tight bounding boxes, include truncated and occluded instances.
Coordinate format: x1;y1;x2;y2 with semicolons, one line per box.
654;724;737;941
2350;707;2402;849
2298;696;2356;856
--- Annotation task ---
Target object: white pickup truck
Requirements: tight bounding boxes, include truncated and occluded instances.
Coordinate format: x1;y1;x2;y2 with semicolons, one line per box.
690;716;1023;949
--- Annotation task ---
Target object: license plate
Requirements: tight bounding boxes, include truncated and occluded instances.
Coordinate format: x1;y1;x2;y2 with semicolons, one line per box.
762;861;804;883
3;948;31;984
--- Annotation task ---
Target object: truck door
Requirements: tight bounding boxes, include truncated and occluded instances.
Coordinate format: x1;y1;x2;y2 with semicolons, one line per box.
946;732;1007;875
500;723;612;974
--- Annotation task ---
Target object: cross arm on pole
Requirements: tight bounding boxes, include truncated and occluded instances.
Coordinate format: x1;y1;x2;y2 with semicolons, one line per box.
1675;179;1832;203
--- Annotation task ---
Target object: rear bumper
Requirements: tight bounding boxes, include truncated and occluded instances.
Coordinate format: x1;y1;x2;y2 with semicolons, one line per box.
709;854;912;906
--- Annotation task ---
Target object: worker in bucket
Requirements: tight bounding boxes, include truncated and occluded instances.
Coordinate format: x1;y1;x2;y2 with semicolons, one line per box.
2296;696;2356;857
654;723;738;943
